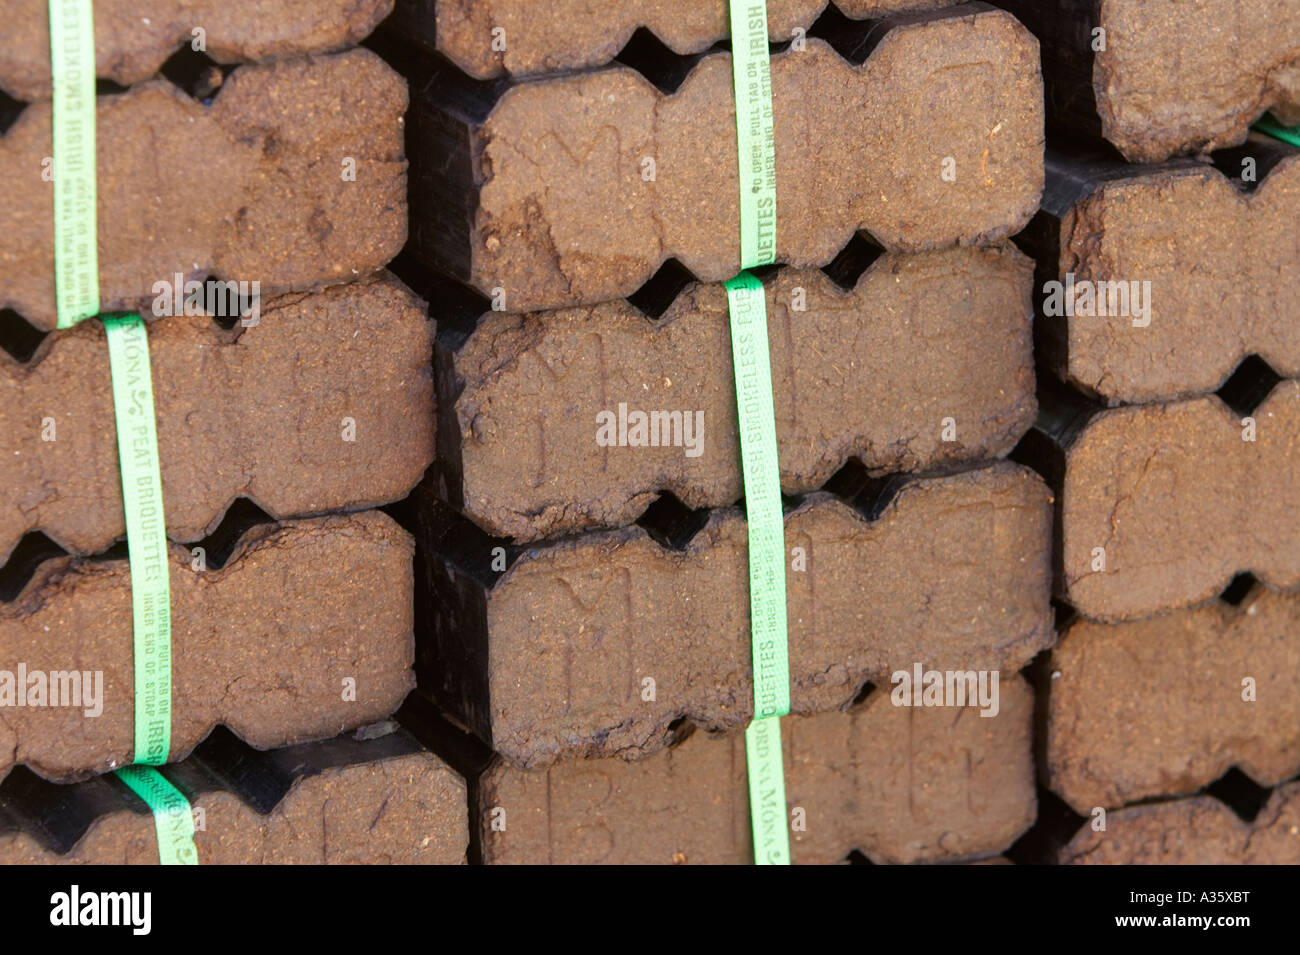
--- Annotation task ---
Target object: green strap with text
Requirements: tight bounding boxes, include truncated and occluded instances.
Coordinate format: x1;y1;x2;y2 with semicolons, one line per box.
726;0;790;866
104;314;173;766
50;0;181;861
115;766;198;865
49;0;100;328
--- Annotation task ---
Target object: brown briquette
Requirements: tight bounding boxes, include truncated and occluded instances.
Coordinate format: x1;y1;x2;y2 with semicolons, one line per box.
479;674;1034;864
0;731;468;864
991;0;1300;162
420;461;1053;768
441;245;1036;541
0;49;407;331
1045;587;1300;814
0;0;394;101
1060;783;1300;864
0;274;434;564
392;0;961;79
0;511;415;783
1020;145;1300;405
407;4;1044;312
1061;381;1300;622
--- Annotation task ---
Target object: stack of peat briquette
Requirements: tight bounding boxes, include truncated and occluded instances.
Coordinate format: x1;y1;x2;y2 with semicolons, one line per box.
0;0;467;864
12;0;1293;869
385;0;1058;864
992;0;1300;864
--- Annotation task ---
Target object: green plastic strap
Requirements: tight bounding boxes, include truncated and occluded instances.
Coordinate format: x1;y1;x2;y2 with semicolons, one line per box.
727;0;789;867
115;766;198;866
729;0;777;269
729;0;790;866
724;273;790;721
725;273;791;867
744;715;789;864
104;315;173;766
49;0;100;328
1255;114;1300;148
48;1;174;768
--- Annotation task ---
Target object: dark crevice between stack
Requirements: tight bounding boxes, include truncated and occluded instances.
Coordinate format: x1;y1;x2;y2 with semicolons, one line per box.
627;259;696;320
821;458;905;521
1218;571;1259;607
0;532;70;603
198;497;277;570
0;86;23;134
1210;131;1296;195
0;308;47;362
193;274;258;330
1006;786;1086;865
158;45;235;103
636;491;711;551
1203;767;1273;823
810;1;971;65
1215;353;1283;417
820;232;885;291
848;680;876;710
614;27;714;95
93;78;128;97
